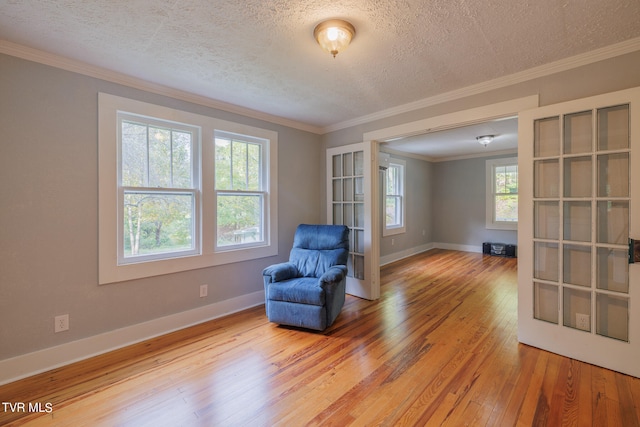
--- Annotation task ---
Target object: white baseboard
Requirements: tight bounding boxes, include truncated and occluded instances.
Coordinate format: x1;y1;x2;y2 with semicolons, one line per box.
433;242;483;253
380;242;484;266
0;290;265;386
380;243;435;266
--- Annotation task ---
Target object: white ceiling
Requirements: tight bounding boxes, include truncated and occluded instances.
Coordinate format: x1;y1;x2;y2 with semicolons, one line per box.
382;117;518;161
1;0;640;146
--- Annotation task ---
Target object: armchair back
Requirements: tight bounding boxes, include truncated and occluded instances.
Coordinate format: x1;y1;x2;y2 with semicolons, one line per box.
289;224;349;278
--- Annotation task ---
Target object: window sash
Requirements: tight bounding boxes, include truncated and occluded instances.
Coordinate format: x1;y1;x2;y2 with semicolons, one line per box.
119;188;199;264
214;131;268;252
386;195;403;228
118;113;199;264
383;160;406;235
492;164;518;221
486;157;518;230
215;190;266;250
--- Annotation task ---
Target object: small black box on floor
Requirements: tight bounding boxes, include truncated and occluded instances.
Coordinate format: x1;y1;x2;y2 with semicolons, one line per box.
483;242;517;257
490;243;506;256
482;242;491;255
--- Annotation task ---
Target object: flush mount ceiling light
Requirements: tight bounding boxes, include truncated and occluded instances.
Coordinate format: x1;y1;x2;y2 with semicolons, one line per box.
314;19;356;58
476;135;494;147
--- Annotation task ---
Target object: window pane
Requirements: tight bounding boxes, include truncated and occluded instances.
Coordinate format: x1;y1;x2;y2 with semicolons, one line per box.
386;195;401;227
122;121;193;189
121;121;147;187
217;194;264;247
496;195;518;222
387;166;397;194
123;192;194;257
495;165;518;194
215;137;232;190
149;127;171;187
247;143;261;191
216;138;262;192
172;131;192;188
232;141;248;190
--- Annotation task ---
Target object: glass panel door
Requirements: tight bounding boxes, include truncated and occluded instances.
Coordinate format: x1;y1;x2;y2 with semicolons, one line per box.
519;87;640;378
327;142;379;300
331;150;365;279
532;104;630;339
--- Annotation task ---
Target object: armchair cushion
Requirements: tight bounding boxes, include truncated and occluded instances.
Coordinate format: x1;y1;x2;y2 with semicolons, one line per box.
290;248;347;278
267;277;325;305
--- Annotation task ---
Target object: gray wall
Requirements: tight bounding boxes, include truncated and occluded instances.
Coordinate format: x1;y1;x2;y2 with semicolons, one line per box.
432;155;517;247
0;54;322;360
379;153;516;260
379;154;433;257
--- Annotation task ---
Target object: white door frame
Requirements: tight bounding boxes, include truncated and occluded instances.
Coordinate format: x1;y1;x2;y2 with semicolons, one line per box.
363;96;539;143
361;96;539;299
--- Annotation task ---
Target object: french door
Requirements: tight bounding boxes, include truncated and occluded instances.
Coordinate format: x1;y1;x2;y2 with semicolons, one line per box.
518;87;640;377
326;142;380;300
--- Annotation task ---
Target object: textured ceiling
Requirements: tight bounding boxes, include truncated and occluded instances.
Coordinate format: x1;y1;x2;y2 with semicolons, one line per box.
1;0;640;134
383;117;519;161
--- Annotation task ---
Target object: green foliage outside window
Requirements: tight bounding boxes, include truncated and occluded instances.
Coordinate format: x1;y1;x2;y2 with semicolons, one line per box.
121;120;195;257
215;136;264;246
495;165;518;222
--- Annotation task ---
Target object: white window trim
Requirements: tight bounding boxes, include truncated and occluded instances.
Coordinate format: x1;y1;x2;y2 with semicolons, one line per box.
98;93;278;284
383;158;406;236
486;157;518;231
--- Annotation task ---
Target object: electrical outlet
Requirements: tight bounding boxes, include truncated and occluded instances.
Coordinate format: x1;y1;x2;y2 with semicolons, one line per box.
391;238;395;245
200;284;208;298
576;313;590;331
55;314;69;333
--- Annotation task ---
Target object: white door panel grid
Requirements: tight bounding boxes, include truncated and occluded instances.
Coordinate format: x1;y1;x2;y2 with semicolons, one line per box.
518;86;640;377
327;142;380;300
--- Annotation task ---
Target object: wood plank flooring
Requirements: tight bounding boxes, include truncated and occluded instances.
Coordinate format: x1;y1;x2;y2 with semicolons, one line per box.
1;249;639;426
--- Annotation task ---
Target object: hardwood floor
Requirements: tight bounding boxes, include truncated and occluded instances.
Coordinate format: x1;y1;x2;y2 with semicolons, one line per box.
2;249;639;426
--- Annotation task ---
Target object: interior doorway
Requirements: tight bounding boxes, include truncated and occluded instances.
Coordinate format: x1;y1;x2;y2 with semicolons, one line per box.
363;96;540;298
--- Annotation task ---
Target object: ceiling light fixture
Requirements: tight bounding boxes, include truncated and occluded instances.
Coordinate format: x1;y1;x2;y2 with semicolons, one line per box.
476;135;494;147
314;19;356;58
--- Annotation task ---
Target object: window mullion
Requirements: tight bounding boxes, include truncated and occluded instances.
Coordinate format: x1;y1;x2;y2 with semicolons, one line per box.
145;124;150;187
169;130;174;187
245;144;249;190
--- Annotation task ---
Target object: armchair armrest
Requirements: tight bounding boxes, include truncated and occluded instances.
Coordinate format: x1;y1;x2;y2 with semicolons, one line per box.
262;262;298;283
319;265;348;284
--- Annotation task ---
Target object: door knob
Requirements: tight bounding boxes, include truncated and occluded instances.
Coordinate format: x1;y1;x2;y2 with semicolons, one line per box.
631;238;640;264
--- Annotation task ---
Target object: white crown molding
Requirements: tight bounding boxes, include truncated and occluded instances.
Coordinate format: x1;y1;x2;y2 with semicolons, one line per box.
381;146;518;163
0;39;324;135
324;36;640;134
3;36;640;136
434;148;519;163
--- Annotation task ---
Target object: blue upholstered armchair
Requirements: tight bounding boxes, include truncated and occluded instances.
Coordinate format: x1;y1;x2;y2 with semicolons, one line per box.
262;224;349;331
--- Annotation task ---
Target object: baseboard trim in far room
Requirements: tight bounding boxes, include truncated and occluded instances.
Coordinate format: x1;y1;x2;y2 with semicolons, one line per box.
0;290;265;386
380;242;484;266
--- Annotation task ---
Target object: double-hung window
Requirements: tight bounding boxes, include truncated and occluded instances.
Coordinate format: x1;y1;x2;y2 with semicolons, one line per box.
214;132;268;250
486;157;518;230
383;159;406;236
119;114;199;263
98;93;277;284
